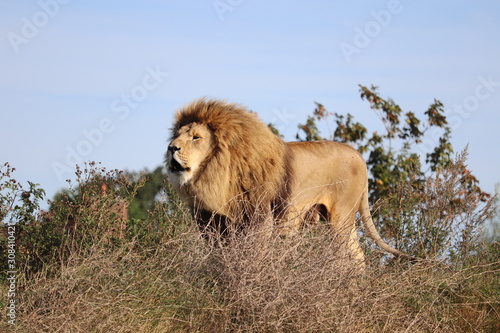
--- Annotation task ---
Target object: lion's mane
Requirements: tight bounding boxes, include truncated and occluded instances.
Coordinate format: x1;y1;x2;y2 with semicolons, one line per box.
170;99;289;223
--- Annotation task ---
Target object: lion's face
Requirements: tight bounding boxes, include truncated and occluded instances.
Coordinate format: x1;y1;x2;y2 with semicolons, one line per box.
166;122;214;187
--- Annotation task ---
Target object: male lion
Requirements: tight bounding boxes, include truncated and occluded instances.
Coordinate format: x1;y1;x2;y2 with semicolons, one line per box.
166;98;406;262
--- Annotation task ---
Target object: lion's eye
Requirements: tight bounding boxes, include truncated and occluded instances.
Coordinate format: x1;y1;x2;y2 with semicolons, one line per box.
193;135;201;141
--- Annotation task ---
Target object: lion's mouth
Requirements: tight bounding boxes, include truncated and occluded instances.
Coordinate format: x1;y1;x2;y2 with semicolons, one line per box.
170;156;190;173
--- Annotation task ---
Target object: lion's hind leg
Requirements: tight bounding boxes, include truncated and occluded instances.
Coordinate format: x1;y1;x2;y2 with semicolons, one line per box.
327;208;366;266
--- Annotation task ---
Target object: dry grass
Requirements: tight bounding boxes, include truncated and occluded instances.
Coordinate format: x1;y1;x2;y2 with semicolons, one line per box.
3;222;498;333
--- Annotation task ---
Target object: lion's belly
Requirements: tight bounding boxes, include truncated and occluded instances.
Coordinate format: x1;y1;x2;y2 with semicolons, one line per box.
290;177;346;213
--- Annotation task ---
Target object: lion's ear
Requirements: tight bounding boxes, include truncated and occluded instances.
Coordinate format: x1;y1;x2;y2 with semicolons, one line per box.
214;129;239;147
208;119;241;147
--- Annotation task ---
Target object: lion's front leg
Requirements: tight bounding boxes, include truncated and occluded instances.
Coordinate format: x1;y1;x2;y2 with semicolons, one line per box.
248;203;275;239
194;209;232;244
274;204;311;237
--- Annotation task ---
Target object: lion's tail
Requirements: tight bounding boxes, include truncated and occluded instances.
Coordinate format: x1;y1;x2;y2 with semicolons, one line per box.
359;189;411;258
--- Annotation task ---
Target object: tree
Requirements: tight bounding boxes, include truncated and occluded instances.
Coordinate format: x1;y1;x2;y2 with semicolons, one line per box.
127;166;168;220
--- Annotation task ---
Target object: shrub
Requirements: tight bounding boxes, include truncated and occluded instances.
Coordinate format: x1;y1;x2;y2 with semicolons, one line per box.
369;149;495;264
0;162;46;281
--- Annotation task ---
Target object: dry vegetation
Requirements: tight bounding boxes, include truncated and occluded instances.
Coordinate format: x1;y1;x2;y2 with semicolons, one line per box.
5;227;500;332
1;161;499;332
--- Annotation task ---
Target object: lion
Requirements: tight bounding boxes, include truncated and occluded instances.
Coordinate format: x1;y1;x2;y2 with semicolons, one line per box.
166;98;407;262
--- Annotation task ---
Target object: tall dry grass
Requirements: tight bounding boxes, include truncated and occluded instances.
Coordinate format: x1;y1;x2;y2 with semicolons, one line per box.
4;223;500;332
5;224;499;332
1;160;499;332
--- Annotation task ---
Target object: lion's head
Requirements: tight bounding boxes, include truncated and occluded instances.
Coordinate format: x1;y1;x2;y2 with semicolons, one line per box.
166;98;288;223
167;122;214;188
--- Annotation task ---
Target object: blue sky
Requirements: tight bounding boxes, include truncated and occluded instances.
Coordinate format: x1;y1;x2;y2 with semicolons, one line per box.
1;0;499;207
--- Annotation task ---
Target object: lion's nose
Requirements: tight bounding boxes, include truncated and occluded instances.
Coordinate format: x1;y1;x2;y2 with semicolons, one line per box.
168;145;181;153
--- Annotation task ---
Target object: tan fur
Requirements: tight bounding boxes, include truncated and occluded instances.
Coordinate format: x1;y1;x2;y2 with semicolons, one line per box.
166;99;406;261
